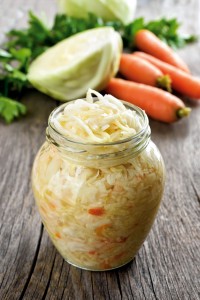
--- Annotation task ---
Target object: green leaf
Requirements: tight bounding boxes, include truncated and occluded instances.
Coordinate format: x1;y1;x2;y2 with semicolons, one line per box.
0;96;27;123
5;64;14;72
127;17;145;47
10;48;31;61
11;69;27;82
143;17;197;49
3;65;28;92
0;48;12;59
28;11;50;35
184;35;198;43
6;11;52;61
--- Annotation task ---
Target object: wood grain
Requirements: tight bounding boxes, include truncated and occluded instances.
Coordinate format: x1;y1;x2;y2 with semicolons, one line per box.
0;0;200;299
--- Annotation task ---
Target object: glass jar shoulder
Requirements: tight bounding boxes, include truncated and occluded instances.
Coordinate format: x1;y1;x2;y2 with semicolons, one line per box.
125;140;165;197
32;142;62;194
132;140;165;178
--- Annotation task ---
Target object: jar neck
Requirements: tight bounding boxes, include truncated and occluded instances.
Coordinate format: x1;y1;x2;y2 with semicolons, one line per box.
46;102;151;167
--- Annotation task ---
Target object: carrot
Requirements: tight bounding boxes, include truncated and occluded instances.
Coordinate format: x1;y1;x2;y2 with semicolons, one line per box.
88;207;105;216
95;224;111;236
119;53;171;92
100;262;111;269
55;232;61;239
134;29;190;73
88;250;97;255
105;78;191;123
133;51;200;99
48;202;56;210
111;252;125;262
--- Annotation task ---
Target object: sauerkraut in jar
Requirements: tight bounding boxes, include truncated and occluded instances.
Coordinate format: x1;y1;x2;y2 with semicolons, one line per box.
32;89;165;271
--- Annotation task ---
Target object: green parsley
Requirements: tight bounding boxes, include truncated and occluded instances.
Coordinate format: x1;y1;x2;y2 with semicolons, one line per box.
0;96;26;123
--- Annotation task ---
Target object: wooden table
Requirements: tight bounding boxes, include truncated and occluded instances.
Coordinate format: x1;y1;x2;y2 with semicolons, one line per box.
0;0;200;299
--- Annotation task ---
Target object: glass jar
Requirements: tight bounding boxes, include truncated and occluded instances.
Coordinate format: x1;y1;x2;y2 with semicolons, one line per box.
32;101;165;271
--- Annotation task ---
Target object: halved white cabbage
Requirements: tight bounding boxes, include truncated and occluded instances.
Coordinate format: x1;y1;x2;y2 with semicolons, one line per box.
28;27;122;101
57;0;137;25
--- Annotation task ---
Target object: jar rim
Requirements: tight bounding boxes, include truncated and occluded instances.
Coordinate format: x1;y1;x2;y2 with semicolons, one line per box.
47;98;150;147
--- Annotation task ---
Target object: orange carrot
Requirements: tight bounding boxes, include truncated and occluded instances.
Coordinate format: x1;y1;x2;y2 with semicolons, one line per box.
133;51;200;99
119;53;171;91
111;252;125;262
88;250;97;255
95;224;111;236
134;29;190;73
48;202;56;210
88;207;105;216
105;78;191;123
55;232;61;239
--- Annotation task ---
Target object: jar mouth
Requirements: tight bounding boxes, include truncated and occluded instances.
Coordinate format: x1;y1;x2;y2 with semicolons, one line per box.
46;98;151;166
47;99;150;148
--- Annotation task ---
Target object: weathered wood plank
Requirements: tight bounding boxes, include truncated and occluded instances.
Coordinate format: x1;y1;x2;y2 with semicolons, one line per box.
0;6;57;297
0;0;200;299
0;92;56;300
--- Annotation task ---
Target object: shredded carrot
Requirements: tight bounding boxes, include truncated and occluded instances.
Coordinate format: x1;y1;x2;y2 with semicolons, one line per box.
95;224;111;236
88;250;96;255
55;232;61;239
100;262;111;269
41;206;47;214
113;252;125;261
48;202;56;210
88;207;105;216
117;236;128;243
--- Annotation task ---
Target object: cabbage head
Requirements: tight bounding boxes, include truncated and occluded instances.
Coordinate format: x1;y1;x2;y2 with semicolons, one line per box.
57;0;137;25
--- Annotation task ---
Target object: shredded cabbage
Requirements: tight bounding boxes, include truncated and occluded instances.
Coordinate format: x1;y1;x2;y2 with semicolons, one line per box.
53;89;144;143
32;91;165;270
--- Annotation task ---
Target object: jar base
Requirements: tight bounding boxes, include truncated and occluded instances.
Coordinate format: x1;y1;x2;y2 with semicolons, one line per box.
65;257;134;272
